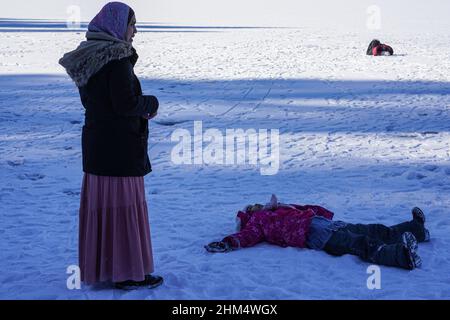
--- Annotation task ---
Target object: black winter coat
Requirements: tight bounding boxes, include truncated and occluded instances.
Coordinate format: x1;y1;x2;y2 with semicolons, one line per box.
78;56;159;177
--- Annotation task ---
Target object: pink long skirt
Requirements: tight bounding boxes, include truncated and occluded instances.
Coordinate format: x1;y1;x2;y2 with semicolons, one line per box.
79;173;154;284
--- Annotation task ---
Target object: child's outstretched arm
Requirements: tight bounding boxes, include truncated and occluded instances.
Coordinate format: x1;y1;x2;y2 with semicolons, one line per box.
221;223;264;250
205;211;265;253
204;224;264;253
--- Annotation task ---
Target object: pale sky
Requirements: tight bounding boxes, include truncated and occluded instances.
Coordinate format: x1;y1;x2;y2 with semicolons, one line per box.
1;0;450;30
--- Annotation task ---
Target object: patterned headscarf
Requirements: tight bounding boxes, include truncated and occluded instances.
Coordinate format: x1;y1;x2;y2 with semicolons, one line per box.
88;2;134;41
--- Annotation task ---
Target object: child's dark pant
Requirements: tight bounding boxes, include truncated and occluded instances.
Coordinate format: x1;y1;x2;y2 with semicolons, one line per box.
323;220;426;269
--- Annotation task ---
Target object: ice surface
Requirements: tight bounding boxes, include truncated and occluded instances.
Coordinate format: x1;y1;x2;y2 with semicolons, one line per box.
0;20;449;299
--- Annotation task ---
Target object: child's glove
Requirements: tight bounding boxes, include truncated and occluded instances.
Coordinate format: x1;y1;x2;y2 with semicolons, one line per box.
205;241;232;253
263;194;279;211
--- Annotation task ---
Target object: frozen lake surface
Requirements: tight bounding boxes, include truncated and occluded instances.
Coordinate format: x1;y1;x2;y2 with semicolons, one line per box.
0;21;450;299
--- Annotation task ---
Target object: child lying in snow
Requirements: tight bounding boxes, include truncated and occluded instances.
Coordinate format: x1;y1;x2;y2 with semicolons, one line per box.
205;195;430;270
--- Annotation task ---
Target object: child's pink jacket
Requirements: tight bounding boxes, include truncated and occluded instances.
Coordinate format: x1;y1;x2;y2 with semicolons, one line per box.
223;205;334;249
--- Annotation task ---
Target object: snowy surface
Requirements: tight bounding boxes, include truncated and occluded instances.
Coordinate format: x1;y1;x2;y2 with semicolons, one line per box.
1;21;450;299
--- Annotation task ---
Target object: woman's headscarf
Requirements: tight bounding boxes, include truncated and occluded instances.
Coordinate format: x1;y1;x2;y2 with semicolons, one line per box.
88;2;134;41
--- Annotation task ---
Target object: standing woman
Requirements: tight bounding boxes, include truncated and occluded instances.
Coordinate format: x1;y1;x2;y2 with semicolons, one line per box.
59;2;163;290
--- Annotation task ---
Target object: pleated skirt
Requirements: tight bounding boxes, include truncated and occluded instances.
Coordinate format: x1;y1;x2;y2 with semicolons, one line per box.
79;173;154;284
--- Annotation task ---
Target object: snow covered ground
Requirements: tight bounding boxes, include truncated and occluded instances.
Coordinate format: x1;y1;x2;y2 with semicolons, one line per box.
1;20;450;299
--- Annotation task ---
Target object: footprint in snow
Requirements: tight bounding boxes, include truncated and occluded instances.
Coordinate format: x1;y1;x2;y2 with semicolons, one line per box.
423;165;438;172
7;159;24;166
421;131;439;136
406;172;426;180
18;173;45;181
62;189;80;196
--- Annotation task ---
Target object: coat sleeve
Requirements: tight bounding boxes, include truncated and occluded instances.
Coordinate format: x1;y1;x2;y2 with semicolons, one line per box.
292;204;334;220
312;206;334;220
108;58;159;117
222;217;264;249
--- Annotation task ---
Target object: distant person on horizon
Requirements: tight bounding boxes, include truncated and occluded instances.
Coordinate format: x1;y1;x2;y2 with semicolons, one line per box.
59;2;162;290
206;195;430;270
366;39;394;56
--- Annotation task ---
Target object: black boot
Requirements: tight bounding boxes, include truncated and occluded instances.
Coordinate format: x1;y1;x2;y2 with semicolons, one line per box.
369;232;422;270
411;207;430;242
402;232;422;269
145;274;164;288
412;207;425;225
115;275;163;290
